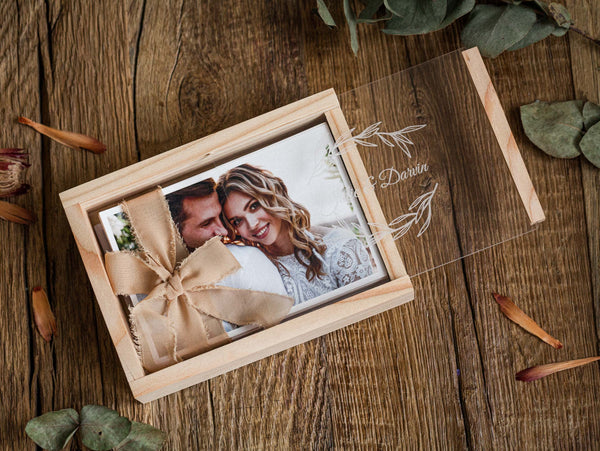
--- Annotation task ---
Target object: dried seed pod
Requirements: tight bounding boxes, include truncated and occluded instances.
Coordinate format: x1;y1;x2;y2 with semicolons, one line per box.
18;117;106;154
32;287;57;342
493;293;563;349
516;356;600;382
0;200;35;225
0;148;30;198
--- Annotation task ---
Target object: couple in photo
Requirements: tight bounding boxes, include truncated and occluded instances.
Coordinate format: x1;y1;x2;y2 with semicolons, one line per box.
166;164;373;325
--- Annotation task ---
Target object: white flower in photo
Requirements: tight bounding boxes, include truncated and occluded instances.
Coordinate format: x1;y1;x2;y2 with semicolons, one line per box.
108;214;126;240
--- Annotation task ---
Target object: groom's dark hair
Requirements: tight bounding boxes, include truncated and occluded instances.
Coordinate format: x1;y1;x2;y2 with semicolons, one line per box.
165;178;216;229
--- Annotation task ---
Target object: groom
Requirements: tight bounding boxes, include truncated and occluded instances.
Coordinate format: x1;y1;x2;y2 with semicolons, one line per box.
165;179;289;325
166;179;229;249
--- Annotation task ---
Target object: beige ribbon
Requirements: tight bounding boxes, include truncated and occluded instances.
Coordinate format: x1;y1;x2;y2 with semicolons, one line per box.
105;189;293;373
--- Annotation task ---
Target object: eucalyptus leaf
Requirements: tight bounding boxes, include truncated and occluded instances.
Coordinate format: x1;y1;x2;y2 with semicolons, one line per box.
520;100;585;159
114;422;167;451
438;0;476;30
579;122;600;168
25;409;79;451
507;15;561;51
357;0;391;23
461;4;537;58
551;26;569;37
583;101;600;130
80;405;132;451
534;0;551;14
383;0;447;35
316;0;336;27
343;0;359;55
548;2;571;28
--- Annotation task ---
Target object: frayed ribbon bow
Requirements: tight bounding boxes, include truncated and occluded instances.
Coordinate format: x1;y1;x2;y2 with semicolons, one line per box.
105;189;292;372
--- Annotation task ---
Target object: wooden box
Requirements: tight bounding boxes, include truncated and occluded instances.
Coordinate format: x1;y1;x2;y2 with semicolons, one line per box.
60;48;542;403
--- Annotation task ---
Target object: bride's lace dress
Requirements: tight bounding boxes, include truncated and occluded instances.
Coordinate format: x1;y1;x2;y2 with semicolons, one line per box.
275;228;373;305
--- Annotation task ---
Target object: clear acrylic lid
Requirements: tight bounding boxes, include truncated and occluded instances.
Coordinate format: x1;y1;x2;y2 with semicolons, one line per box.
337;49;544;277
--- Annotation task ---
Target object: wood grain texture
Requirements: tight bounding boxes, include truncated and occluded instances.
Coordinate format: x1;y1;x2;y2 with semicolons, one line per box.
461;34;600;448
0;1;49;449
2;0;599;449
564;0;600;351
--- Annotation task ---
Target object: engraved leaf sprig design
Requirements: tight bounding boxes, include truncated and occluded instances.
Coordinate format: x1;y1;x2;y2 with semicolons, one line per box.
333;122;427;158
376;124;428;157
367;183;438;242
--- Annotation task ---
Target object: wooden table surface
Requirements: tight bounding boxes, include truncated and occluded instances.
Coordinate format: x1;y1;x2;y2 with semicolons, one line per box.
2;1;599;449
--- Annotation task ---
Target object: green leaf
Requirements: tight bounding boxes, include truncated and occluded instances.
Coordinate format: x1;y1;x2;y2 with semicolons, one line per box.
316;0;336;27
383;0;447;35
533;0;551;14
579;121;600;168
551;25;569;37
548;2;571;28
520;100;585;159
583;101;600;130
114;422;167;451
25;409;79;451
80;405;132;451
507;15;561;51
461;4;537;58
438;0;476;29
357;0;392;23
343;0;359;55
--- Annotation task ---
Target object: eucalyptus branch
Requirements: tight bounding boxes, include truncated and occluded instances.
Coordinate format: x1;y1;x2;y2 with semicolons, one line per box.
362;183;439;243
569;26;600;47
315;0;599;58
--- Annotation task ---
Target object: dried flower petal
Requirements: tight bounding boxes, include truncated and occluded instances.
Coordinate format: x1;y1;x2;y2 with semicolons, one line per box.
0;148;30;198
0;200;36;224
516;356;600;382
18;117;106;154
493;293;563;349
32;287;57;342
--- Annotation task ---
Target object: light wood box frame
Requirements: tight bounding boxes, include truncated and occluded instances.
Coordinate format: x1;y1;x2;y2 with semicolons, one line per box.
60;89;415;403
60;49;543;403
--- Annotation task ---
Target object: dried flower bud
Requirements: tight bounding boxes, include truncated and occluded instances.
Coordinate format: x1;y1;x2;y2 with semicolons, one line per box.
18;117;106;154
516;356;600;382
493;293;563;349
0;200;36;225
0;148;31;198
32;287;57;342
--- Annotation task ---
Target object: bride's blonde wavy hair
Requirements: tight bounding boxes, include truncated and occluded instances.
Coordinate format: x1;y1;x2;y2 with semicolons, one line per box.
217;164;327;281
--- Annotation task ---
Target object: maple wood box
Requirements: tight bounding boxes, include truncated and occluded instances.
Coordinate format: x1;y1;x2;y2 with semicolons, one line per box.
60;89;414;403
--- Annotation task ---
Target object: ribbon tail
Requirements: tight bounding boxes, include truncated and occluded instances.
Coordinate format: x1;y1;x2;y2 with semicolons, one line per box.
130;296;179;372
168;294;231;361
187;288;293;328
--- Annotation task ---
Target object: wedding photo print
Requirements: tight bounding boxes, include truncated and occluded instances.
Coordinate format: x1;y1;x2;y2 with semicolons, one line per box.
98;123;387;337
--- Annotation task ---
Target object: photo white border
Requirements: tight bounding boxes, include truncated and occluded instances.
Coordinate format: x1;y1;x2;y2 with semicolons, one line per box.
98;122;388;337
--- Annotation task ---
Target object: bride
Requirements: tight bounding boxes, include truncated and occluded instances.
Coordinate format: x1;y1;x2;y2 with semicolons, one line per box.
216;164;373;304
